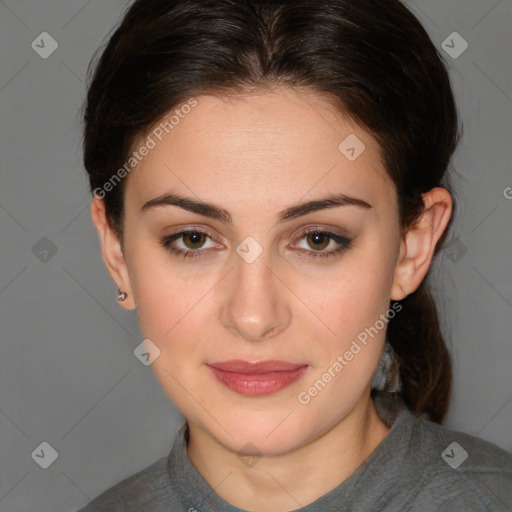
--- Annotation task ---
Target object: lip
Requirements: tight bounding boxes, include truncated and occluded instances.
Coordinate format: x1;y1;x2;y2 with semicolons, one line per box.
206;360;309;396
208;359;307;373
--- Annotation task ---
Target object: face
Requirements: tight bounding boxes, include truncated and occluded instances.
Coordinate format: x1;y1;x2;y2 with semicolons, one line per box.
118;87;402;456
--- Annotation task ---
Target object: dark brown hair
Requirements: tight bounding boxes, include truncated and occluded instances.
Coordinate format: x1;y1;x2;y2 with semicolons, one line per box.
82;0;461;423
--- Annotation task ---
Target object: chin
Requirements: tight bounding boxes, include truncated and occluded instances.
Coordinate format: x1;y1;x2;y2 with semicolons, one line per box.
208;413;315;457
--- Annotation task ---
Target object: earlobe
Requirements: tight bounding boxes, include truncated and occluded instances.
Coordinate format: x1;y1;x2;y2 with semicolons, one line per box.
390;187;452;301
90;197;136;310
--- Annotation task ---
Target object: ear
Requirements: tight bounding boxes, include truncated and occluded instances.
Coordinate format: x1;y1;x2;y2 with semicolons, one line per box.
90;196;136;310
391;187;452;301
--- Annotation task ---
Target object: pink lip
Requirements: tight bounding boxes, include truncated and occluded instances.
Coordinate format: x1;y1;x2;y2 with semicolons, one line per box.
206;360;308;396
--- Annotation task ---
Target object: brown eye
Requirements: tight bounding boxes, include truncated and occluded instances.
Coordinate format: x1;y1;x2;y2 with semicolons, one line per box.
292;229;353;260
160;229;217;259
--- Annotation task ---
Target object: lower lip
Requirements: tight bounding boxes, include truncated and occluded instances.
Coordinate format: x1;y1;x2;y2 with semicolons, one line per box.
207;365;308;397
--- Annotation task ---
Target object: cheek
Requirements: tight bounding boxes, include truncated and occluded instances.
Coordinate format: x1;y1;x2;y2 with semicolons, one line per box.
306;249;397;344
135;274;211;345
130;259;212;405
293;260;394;418
127;239;216;338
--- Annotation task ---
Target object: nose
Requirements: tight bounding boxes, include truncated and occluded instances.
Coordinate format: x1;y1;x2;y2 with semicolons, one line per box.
219;246;291;342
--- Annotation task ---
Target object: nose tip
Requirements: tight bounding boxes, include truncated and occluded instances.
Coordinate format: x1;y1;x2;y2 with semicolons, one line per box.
223;312;283;343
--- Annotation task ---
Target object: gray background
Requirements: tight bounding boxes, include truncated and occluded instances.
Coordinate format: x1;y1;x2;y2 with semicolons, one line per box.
0;0;511;510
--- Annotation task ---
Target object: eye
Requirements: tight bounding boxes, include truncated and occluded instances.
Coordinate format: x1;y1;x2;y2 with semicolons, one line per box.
291;228;352;260
160;229;218;259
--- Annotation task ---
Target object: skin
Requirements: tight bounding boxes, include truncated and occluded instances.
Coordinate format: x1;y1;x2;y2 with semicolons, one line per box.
91;86;452;511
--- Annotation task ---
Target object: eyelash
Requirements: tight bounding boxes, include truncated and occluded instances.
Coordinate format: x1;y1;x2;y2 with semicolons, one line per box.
160;227;352;261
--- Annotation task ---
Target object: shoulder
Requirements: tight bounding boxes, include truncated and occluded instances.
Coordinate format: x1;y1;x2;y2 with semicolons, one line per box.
371;392;512;511
403;415;512;511
75;455;178;511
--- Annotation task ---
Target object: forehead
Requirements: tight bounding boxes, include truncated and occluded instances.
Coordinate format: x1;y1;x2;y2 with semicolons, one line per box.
125;87;395;213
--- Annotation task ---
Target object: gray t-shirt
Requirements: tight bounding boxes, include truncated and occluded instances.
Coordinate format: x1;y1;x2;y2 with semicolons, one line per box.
77;391;512;511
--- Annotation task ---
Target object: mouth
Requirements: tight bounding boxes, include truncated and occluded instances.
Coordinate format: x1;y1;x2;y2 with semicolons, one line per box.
206;360;309;397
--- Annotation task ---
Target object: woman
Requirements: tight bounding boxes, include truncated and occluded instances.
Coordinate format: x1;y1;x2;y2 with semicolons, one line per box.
78;0;512;510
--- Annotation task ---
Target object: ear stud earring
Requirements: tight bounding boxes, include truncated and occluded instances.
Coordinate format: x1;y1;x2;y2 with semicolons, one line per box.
117;288;128;302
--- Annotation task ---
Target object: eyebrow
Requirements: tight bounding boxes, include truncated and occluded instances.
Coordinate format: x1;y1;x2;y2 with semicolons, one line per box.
140;191;372;224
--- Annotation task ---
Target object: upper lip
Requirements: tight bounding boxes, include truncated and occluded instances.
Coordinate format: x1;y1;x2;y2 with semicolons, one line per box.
207;360;307;373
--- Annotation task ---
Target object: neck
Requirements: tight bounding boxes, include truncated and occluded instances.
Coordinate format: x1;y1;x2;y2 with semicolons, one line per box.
186;390;391;512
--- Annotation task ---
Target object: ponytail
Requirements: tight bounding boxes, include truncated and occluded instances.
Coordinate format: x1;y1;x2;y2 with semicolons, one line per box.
385;282;452;423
